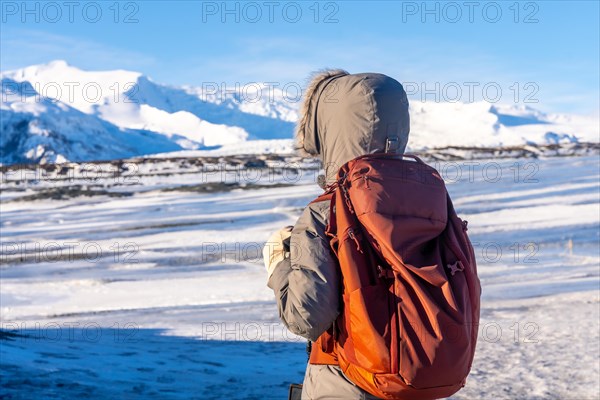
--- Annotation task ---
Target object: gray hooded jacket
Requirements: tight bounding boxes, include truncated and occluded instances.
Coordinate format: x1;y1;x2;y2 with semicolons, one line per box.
267;70;410;399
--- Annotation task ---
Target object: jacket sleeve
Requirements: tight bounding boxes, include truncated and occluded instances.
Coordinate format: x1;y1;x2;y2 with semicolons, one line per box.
267;200;340;342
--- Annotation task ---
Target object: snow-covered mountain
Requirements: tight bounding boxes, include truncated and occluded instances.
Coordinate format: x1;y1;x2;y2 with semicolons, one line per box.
1;61;297;164
407;102;598;150
0;78;185;164
1;60;598;164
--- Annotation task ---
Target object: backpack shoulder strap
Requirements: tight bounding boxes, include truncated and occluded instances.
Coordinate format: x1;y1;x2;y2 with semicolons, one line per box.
310;192;334;204
310;191;337;241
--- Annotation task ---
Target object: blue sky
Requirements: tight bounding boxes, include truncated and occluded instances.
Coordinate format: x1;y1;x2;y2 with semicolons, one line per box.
1;1;599;114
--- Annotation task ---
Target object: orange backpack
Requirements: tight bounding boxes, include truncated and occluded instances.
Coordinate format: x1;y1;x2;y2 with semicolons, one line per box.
310;154;481;400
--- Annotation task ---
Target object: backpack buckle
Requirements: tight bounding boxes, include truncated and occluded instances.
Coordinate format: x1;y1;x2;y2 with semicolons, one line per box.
385;136;399;154
447;261;465;276
377;265;395;279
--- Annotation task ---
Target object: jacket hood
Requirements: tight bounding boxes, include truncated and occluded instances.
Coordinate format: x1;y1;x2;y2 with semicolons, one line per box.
296;70;410;184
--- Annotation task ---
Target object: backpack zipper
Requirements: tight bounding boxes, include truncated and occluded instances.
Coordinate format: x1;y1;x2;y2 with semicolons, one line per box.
389;271;400;375
351;169;443;187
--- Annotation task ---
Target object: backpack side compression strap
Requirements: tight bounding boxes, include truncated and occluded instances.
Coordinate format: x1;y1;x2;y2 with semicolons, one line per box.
310;192;334;204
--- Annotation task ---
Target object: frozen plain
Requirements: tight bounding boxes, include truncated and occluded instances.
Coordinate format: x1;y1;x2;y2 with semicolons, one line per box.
0;155;599;399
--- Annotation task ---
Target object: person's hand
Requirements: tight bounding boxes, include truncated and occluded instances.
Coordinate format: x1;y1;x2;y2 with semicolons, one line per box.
263;226;293;281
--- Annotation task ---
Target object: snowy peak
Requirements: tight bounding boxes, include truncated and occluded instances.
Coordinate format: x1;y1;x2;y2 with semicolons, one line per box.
3;60;143;111
1;78;183;165
4;60;142;85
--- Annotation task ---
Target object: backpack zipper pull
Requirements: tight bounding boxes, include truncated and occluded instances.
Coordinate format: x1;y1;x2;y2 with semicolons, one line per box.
341;184;354;214
348;228;362;253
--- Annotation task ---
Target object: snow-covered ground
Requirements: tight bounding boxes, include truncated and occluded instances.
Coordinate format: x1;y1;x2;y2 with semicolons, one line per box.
1;155;599;399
